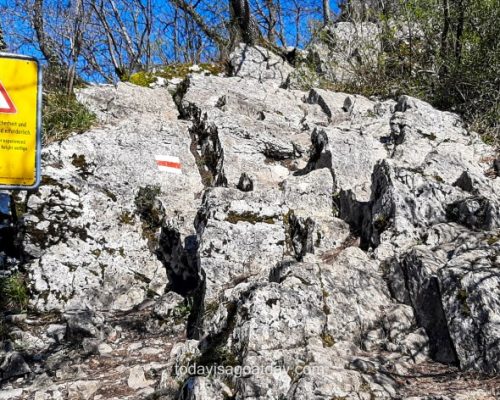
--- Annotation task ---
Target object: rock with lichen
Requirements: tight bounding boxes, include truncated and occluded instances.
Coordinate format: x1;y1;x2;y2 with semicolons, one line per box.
1;42;499;399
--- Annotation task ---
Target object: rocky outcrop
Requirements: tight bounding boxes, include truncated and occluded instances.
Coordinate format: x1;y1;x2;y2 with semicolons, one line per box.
288;22;381;88
229;43;294;88
20;82;202;313
1;45;499;400
388;229;500;374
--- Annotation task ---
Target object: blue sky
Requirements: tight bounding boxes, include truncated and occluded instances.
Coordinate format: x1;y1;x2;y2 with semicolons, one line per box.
0;0;341;82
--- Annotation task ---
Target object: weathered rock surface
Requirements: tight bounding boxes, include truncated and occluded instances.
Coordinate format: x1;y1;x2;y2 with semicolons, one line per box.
288;22;381;88
229;43;294;88
76;82;179;123
1;44;499;400
22;84;202;312
388;229;500;374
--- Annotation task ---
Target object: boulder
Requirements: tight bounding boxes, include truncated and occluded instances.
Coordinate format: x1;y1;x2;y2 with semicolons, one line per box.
0;352;31;381
392;231;500;373
229;43;293;88
179;376;233;400
288;22;380;88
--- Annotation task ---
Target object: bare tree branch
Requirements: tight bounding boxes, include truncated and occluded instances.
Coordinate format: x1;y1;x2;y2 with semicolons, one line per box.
169;0;228;50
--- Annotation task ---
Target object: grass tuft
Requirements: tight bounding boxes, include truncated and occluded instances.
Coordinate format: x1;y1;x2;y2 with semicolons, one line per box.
0;273;29;312
43;92;96;144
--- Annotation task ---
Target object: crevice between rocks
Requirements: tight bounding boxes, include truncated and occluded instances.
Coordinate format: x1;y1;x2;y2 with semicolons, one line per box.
0;193;23;271
134;184;205;339
294;128;389;251
288;212;315;261
188;113;228;188
294;129;462;370
294;128;331;177
173;76;228;188
154;222;204;341
398;254;460;366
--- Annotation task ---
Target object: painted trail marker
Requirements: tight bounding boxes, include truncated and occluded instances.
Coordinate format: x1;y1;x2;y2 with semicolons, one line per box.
155;155;182;174
0;54;42;190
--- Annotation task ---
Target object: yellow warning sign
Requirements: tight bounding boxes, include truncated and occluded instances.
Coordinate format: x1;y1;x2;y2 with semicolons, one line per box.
0;54;42;189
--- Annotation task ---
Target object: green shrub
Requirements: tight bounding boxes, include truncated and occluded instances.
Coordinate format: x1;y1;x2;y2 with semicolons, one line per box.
127;71;156;87
43;92;96;144
310;0;499;147
0;273;29;312
321;332;335;347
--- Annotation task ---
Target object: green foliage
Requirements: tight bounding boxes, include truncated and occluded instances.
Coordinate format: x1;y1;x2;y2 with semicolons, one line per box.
199;63;226;76
174;302;192;318
321;332;335;347
125;62;226;87
127;71;156;87
431;0;500;144
487;234;500;245
204;301;220;318
314;0;499;145
43;92;96;144
0;273;29;312
225;211;277;225
156;64;192;81
119;211;135;225
173;302;192;324
402;0;499;143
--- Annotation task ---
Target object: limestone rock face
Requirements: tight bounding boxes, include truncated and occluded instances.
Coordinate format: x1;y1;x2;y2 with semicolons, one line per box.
288;22;381;88
179;376;233;400
392;231;500;373
2;44;499;399
76;82;179;123
229;43;294;88
23;81;202;313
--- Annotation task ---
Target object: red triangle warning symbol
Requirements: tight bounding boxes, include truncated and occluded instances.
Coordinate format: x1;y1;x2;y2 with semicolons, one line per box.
0;81;17;114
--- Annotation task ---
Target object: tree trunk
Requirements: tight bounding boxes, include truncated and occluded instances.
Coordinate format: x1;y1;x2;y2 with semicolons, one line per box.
170;0;228;51
323;0;331;24
229;0;261;45
440;0;450;59
0;24;6;51
455;0;465;64
66;0;85;95
265;0;278;42
33;0;60;66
